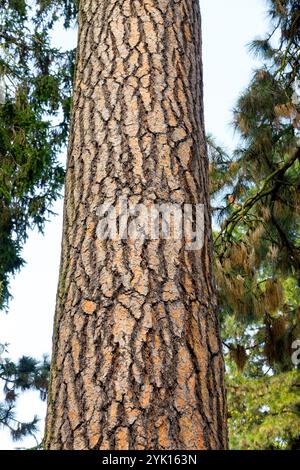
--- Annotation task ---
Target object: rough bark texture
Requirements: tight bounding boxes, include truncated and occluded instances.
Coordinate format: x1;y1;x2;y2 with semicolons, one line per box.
45;0;228;450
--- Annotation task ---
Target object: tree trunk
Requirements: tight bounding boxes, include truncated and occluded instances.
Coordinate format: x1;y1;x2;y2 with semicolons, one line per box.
45;0;228;450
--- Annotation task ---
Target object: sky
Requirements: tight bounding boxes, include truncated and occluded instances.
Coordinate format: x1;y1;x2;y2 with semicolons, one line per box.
0;0;269;449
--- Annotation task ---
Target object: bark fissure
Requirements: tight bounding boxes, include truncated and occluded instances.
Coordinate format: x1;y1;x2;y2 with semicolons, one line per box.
45;0;228;450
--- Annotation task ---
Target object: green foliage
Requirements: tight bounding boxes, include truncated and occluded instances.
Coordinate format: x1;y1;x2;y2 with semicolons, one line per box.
228;370;300;449
0;0;77;442
0;344;49;442
36;0;78;27
0;0;75;309
209;0;300;449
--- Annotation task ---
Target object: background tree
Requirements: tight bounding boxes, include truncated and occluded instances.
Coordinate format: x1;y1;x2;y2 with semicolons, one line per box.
0;0;75;309
209;0;300;449
0;343;49;443
0;0;75;441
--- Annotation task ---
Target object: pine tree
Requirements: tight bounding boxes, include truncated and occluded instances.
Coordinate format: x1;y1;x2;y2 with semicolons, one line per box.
209;0;300;449
45;0;228;450
0;344;49;443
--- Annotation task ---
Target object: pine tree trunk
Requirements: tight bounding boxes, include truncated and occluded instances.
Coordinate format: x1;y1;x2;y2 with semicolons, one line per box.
45;0;228;450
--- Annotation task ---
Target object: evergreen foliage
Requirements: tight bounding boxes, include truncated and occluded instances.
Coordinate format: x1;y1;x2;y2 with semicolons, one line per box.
0;0;75;309
209;0;300;449
0;343;49;441
0;0;75;443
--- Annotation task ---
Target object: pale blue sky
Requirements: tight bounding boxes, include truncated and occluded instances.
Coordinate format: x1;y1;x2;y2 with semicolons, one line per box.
0;0;269;449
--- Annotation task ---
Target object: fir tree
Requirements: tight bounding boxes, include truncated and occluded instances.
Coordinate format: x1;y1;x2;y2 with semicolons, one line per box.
0;0;75;309
0;0;74;442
